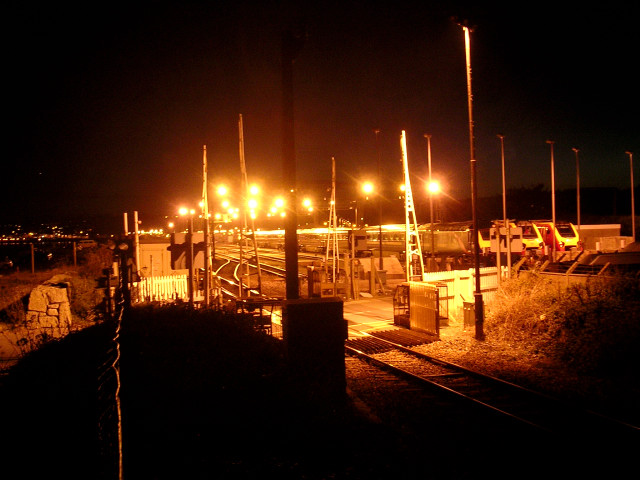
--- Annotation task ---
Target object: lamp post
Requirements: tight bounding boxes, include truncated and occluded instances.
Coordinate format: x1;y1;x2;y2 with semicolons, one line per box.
547;140;556;262
462;23;484;340
424;134;436;270
375;129;383;270
498;134;511;278
631;151;636;242
572;148;581;248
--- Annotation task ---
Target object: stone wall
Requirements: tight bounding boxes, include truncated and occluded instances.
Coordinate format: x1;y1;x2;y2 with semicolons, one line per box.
26;281;73;338
1;277;75;368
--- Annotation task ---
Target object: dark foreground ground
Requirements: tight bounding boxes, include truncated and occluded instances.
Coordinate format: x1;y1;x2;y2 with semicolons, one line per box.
1;306;637;480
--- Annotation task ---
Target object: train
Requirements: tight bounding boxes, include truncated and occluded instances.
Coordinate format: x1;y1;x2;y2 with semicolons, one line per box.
529;220;580;251
249;219;581;267
252;223;475;268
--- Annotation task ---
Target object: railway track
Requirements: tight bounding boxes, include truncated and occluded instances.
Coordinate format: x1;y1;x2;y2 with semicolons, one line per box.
214;250;300;300
345;330;639;440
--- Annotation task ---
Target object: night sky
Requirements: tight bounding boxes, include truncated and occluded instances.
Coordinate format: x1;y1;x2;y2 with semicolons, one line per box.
5;2;639;229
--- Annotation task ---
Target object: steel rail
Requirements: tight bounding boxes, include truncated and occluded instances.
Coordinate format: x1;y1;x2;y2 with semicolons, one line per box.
346;332;639;436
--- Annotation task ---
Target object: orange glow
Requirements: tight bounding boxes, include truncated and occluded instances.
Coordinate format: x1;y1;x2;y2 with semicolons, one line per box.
427;181;440;194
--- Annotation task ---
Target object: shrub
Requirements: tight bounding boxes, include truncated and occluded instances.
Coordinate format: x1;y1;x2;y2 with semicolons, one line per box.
487;272;640;376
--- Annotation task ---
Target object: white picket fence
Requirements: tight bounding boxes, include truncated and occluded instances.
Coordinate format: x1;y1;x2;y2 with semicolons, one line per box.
131;267;506;320
133;274;189;303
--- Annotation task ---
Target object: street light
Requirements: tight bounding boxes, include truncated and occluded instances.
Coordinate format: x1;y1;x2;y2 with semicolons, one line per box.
498;134;511;279
572;148;581;248
626;151;635;242
547;140;556;262
461;22;484;340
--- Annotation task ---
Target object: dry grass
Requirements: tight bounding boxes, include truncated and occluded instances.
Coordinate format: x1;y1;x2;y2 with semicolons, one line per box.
0;246;113;325
415;272;640;424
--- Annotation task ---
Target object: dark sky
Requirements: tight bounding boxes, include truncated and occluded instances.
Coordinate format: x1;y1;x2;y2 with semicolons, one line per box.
5;1;639;227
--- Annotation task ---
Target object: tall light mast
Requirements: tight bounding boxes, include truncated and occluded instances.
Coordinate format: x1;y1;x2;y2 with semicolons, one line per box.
325;157;339;282
400;131;424;281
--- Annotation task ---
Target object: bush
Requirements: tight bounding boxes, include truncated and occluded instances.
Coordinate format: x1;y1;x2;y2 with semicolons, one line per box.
487;272;640;375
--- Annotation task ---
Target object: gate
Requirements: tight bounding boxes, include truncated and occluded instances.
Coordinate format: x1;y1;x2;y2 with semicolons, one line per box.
408;281;439;337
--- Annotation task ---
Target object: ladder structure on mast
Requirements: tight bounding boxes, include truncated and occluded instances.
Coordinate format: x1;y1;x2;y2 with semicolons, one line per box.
325;157;339;283
238;114;262;297
400;130;425;281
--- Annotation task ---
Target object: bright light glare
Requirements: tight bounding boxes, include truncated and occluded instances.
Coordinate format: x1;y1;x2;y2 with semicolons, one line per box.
249;184;260;196
427;181;440;193
274;197;285;208
248;198;258;209
217;185;228;196
178;207;188;216
362;182;374;194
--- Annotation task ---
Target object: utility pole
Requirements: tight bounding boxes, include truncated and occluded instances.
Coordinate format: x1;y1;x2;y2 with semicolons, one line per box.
626;151;635;242
547;140;556;262
133;210;140;280
498;135;511;278
424;134;435;270
462;23;484;340
238;114;262;297
187;213;194;308
282;28;303;300
572;148;581;248
375;129;383;270
202;145;211;307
